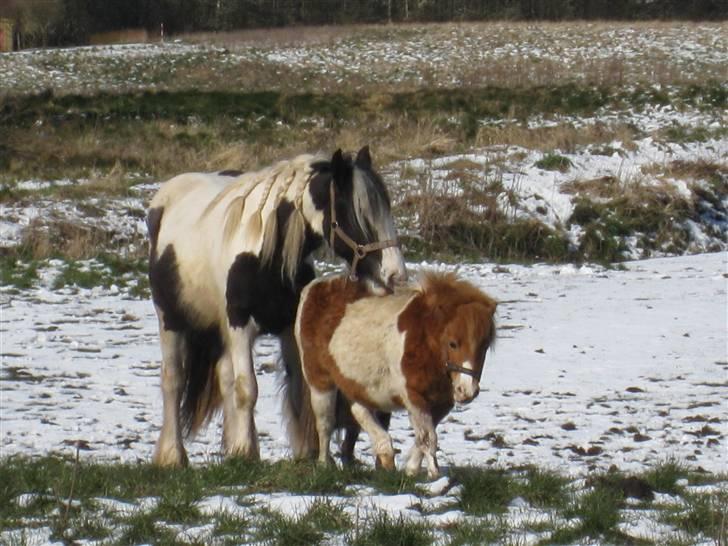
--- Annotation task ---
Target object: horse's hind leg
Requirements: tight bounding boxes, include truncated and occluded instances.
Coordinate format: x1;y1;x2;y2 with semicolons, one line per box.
217;351;253;458
153;321;188;467
350;402;396;471
223;325;259;459
309;387;336;465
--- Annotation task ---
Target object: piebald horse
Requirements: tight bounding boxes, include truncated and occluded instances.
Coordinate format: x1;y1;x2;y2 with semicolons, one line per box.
147;147;406;466
295;271;497;479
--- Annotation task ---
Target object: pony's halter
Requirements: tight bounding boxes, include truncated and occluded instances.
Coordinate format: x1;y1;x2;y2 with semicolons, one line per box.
329;182;399;281
446;361;480;379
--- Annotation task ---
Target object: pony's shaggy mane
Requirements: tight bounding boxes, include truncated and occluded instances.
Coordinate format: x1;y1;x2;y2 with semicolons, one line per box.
211;154;323;282
417;271;496;309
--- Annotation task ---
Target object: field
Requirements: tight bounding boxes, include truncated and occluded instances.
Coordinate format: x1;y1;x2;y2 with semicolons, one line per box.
0;21;727;545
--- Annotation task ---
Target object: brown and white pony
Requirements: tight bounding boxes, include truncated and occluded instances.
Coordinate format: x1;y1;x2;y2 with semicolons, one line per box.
294;271;497;479
147;148;407;467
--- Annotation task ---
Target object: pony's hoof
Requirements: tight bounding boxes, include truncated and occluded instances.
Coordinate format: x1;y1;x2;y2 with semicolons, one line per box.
375;453;396;471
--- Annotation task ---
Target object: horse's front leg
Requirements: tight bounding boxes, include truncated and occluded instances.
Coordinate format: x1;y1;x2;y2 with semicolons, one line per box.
350;402;396;471
405;405;439;480
152;318;188;467
223;324;259;459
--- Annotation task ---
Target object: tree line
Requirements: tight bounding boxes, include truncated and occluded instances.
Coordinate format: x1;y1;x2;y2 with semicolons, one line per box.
2;0;726;49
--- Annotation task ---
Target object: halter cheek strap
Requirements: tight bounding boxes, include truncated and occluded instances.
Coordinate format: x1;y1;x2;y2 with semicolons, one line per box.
329;182;399;281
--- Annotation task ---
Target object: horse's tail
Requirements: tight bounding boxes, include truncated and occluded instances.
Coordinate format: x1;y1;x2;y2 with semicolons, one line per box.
180;326;223;437
279;327;318;459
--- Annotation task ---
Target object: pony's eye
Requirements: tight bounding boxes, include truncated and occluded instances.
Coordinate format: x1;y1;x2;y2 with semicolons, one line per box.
449;340;458;350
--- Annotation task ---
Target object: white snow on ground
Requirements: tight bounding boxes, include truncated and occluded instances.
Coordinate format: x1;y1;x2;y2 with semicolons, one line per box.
1;252;726;544
2;253;725;476
1;23;726;95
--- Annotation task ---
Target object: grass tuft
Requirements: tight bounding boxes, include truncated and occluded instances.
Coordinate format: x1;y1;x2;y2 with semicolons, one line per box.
451;466;514;515
348;510;433;546
254;507;325;546
535;153;573;172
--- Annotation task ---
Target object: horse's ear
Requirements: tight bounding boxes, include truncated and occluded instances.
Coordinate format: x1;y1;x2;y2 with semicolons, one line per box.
331;148;348;187
355;145;372;169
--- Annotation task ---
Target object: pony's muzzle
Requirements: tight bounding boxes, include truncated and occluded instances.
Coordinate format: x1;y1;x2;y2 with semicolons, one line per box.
454;382;480;404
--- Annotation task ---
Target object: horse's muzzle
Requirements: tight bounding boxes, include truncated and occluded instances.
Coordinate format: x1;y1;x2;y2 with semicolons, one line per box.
454;384;480;404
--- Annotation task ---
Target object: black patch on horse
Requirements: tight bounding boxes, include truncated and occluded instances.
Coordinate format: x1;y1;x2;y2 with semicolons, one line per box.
225;199;318;334
218;170;243;177
150;244;192;332
148;243;224;436
146;207;164;260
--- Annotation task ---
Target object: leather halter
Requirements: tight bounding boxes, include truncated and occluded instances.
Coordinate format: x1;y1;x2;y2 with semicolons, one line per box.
329;182;399;281
446;361;480;379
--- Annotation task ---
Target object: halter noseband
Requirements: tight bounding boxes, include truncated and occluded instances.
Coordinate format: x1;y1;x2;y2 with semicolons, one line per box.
329;182;399;281
446;361;479;379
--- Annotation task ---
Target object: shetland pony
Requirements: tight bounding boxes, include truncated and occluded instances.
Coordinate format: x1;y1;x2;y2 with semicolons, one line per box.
295;272;497;479
147;147;407;467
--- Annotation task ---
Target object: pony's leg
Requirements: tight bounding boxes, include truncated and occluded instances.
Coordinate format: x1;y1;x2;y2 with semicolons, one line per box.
152;323;188;467
405;406;439;479
224;325;259;459
350;402;396;471
341;411;390;465
309;387;336;465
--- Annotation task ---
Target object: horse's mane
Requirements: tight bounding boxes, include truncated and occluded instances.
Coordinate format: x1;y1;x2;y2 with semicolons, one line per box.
417;271;498;346
213;154;323;282
418;271;498;312
349;167;393;244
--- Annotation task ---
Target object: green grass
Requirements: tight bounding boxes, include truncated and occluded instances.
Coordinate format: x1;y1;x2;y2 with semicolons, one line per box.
517;467;570;508
450;466;515;515
445;518;508;545
535;152;573;172
1;456;726;546
254;507;327;546
550;485;624;543
0;256;39;290
664;491;728;542
348;511;434;546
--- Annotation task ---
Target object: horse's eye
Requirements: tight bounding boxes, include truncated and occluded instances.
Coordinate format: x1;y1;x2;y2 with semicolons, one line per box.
449;340;458;350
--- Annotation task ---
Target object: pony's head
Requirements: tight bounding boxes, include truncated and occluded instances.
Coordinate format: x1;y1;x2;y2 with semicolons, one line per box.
307;147;407;293
421;273;497;404
442;301;496;403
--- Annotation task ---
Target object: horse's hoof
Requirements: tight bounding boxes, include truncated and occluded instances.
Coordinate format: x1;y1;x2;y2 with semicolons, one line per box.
152;449;188;468
375;453;396;471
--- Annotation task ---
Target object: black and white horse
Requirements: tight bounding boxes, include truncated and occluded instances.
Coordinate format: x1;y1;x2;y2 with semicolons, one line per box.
147;147;407;466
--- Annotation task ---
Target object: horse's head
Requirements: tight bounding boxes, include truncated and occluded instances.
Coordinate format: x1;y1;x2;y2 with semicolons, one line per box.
308;147;407;293
441;300;497;404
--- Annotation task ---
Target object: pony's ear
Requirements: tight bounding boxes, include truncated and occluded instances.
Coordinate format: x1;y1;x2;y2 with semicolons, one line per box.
331;148;349;187
355;145;372;169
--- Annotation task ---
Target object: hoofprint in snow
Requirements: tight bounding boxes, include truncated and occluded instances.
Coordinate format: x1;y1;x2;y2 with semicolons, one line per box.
1;252;725;477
